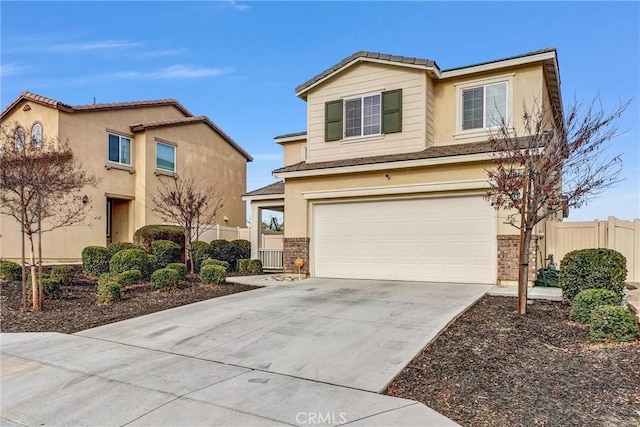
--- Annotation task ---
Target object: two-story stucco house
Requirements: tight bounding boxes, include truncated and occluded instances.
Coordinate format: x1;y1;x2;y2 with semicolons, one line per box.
244;48;562;285
0;92;253;262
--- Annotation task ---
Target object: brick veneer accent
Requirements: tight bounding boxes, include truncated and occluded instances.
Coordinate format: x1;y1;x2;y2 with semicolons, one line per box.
283;237;310;275
497;235;539;283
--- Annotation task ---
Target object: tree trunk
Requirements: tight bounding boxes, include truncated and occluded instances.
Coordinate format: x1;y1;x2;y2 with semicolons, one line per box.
38;220;44;310
21;217;26;311
185;226;194;274
28;234;40;310
517;167;530;315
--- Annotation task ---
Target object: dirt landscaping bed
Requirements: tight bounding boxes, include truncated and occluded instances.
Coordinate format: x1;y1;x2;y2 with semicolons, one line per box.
385;295;640;427
0;275;259;334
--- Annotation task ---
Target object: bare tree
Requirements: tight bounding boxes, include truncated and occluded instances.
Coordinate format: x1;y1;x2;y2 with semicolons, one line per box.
150;174;224;274
0;121;99;310
485;97;629;314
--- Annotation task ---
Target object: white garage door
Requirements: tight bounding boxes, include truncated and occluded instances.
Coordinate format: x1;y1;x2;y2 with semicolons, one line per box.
312;196;496;284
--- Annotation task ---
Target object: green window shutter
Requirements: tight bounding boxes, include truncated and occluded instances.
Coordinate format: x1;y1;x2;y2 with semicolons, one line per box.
325;99;343;142
382;89;402;134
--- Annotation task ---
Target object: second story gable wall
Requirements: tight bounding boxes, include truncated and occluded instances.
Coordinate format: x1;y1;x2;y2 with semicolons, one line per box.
433;63;546;145
1;101;60;145
282;138;308;166
306;62;430;163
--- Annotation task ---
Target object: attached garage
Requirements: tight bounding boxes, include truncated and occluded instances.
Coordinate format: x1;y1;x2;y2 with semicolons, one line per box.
312;196;497;284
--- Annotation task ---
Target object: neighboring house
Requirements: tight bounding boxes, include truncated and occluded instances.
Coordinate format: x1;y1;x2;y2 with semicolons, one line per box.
244;49;562;285
0;92;253;262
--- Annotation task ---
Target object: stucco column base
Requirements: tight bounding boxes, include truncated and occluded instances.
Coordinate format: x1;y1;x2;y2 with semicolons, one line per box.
283;237;310;275
497;235;538;285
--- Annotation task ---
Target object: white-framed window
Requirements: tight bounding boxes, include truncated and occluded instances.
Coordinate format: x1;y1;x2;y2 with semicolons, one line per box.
456;75;513;136
31;123;42;147
14;127;25;150
345;93;381;138
108;133;131;165
156;141;176;172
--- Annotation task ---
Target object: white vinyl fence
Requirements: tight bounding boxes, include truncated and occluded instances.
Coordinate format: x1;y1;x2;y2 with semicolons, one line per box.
545;216;640;282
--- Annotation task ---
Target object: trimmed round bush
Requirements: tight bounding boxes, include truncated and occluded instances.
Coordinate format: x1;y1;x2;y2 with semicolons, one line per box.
97;281;122;304
248;259;263;275
107;242;141;256
147;254;159;273
133;224;185;253
559;249;627;300
200;264;226;285
570;289;621;324
82;246;112;276
202;258;230;271
151;240;182;267
98;272;123;286
209;239;233;265
589;305;639;343
150;268;179;291
229;239;251;270
237;258;250;274
50;265;76;286
166;263;187;280
0;261;22;282
109;248;155;278
119;269;143;285
43;278;62;298
190;241;210;271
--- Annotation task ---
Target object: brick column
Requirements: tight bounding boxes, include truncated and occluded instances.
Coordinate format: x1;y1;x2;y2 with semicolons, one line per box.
497;235;538;284
283;237;310;275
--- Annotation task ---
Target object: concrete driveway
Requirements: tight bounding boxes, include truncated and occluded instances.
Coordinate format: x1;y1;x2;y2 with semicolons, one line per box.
1;278;491;426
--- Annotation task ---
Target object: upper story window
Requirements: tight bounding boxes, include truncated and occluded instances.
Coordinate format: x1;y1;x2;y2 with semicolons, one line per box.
325;89;402;142
456;75;513;136
31;123;42;147
156;141;176;172
108;133;131;166
345;93;381;137
14;127;25;150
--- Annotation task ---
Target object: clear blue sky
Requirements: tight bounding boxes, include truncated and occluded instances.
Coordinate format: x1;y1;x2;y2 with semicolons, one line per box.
2;1;638;222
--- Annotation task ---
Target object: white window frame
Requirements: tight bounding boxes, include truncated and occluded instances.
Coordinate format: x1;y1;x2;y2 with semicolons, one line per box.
107;133;132;166
343;91;382;140
31;123;43;147
14;127;25;150
156;141;176;172
454;74;514;139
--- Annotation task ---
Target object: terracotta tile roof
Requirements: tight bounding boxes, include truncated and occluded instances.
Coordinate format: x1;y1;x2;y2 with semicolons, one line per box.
130;116;253;161
274;131;307;140
273;138;535;174
295;51;438;96
244;181;284;196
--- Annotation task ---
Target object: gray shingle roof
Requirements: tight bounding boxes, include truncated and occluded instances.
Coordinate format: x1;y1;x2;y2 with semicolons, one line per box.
244;181;284;196
274;131;307;140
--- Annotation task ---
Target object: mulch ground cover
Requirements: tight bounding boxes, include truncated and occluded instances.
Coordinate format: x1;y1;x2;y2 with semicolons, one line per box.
385;295;640;427
0;275;259;334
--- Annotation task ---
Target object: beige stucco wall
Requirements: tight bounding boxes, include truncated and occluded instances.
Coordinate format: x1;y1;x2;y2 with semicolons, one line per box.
433;63;546;145
0;101;248;262
281;138;308;166
282;161;517;239
306;62;430;163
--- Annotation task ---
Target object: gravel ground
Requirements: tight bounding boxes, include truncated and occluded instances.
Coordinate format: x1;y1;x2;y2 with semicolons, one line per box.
385;295;640;427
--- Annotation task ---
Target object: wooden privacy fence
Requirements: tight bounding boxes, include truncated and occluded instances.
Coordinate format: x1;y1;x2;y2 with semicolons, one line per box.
545;216;640;282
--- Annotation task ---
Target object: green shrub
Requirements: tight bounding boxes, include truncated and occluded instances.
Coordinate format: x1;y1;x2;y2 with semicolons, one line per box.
237;258;250;274
107;242;141;256
589;305;639;343
109;248;155;278
166;263;187;280
209;239;233;266
151;240;182;267
559;249;627;300
82;246;112;276
202;258;230;271
133;224;185;253
248;259;263;275
0;261;22;282
570;289;621;324
190;241;210;271
229;239;251;270
97;280;122;304
98;272;123;287
119;269;143;285
147;254;159;273
200;264;226;285
536;268;560;288
150;268;179;291
43;278;62;298
50;265;76;286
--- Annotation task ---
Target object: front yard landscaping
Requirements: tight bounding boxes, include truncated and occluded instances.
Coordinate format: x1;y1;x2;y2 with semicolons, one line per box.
385;295;640;426
0;274;258;334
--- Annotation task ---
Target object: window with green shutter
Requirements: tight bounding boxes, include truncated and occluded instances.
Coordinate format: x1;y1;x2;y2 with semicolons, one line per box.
382;89;402;134
325;100;343;141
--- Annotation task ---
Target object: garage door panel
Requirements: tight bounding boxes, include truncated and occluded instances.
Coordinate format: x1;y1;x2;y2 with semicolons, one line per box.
313;197;496;284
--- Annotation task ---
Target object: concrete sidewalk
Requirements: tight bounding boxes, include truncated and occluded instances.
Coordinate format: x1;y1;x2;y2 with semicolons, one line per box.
2;278;491;425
